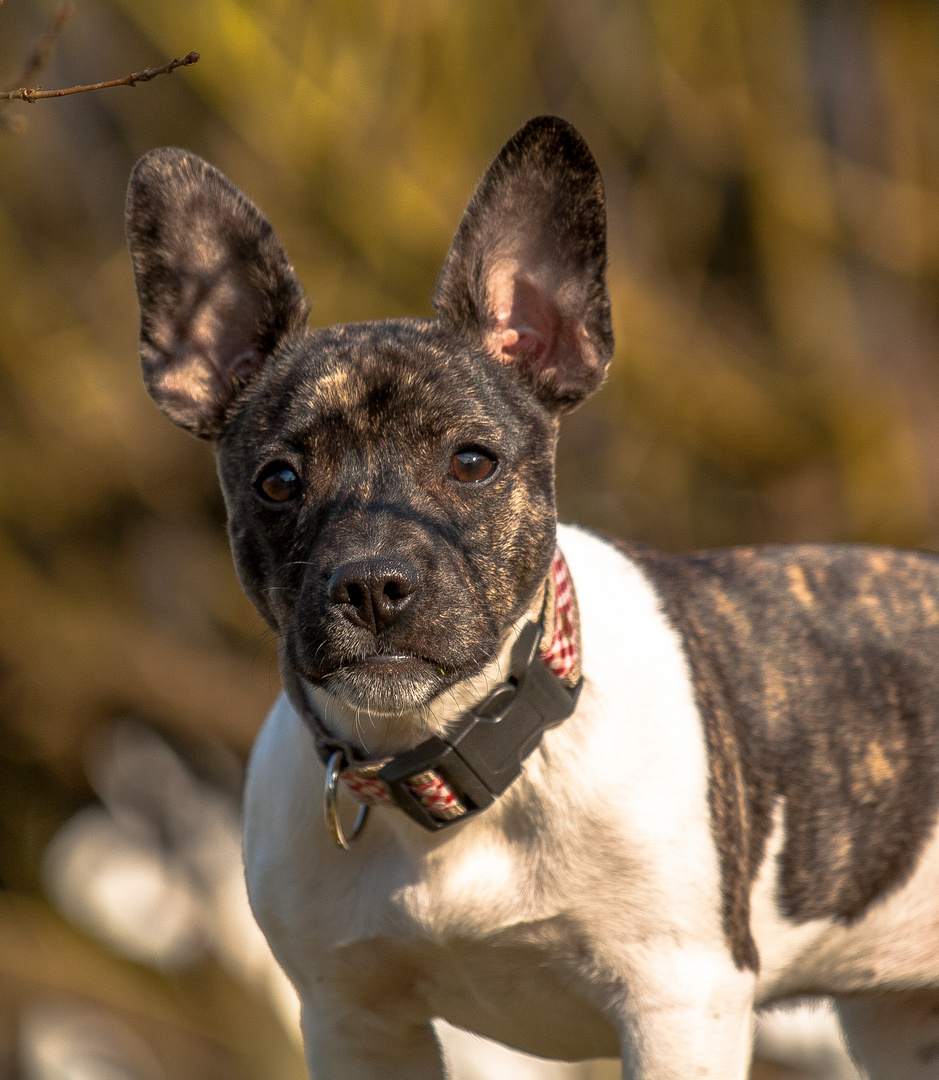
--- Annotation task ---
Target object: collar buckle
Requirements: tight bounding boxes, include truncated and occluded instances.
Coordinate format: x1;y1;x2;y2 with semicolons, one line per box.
376;651;581;831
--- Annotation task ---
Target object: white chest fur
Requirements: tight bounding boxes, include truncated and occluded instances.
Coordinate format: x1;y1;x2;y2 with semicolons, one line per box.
243;525;745;1064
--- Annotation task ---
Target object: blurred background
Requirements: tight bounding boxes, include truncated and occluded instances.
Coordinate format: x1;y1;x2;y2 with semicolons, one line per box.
2;0;938;1076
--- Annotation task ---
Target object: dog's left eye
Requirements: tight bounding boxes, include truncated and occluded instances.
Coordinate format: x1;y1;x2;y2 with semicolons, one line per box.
255;463;301;503
451;448;497;483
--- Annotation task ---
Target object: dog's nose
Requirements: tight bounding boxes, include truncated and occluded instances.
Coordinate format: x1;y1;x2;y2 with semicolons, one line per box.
326;559;419;633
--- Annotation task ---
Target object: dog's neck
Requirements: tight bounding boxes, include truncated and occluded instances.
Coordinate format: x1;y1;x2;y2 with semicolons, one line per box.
300;588;546;760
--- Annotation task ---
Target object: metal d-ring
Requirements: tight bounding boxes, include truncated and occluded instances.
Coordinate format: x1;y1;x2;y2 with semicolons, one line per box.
324;750;369;850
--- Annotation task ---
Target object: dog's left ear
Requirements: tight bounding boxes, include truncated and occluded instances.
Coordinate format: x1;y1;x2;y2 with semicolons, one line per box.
433;116;613;412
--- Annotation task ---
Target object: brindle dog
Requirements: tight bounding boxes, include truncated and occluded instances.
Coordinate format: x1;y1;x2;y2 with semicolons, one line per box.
127;117;939;1079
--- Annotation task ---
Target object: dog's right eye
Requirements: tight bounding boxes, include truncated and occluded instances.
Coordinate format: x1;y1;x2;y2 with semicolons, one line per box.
451;448;498;483
255;463;301;504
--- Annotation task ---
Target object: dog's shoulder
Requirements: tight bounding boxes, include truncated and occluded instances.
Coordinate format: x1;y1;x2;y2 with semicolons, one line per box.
570;532;939;971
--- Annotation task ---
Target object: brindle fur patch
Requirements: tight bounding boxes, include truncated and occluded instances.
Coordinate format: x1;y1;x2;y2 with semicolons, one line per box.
616;539;939;972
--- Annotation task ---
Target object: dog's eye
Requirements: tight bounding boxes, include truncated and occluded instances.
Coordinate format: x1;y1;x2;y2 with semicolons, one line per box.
451;448;497;483
256;463;301;503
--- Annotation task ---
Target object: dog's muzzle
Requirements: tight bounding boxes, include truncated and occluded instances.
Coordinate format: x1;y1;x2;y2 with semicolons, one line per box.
281;546;582;847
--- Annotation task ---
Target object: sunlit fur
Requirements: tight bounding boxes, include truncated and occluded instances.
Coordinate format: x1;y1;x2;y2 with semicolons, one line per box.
130;117;939;1078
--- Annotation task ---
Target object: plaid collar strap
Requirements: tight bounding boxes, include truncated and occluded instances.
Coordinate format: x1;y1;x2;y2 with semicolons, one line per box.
541;544;582;688
281;546;582;844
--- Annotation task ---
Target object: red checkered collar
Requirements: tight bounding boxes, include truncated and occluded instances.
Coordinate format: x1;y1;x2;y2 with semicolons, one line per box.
281;545;582;846
540;545;582;687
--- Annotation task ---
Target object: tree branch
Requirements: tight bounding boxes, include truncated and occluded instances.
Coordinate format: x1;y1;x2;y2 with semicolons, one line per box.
0;51;199;103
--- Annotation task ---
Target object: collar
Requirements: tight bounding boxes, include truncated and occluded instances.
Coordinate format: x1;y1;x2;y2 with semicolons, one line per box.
280;546;582;846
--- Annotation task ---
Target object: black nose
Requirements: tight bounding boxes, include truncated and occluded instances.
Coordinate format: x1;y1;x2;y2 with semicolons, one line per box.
326;559;419;633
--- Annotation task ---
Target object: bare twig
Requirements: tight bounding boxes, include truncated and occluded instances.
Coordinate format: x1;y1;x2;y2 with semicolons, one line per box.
0;51;200;103
4;1;74;94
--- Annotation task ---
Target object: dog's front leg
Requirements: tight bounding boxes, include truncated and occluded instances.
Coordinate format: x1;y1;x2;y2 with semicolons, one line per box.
300;1000;446;1080
612;949;755;1079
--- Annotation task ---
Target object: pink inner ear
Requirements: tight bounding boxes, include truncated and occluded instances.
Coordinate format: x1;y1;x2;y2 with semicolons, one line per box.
485;265;601;402
488;273;560;366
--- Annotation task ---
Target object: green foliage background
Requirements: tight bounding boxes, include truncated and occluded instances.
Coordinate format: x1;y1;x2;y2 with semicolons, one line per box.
2;0;939;1075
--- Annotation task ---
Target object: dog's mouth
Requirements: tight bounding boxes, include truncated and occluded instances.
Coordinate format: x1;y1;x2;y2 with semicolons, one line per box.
299;649;463;713
325;656;450;712
352;654;437;674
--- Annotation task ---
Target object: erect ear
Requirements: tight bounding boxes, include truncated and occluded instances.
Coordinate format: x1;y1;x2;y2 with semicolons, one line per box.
433;116;613;412
126;148;309;439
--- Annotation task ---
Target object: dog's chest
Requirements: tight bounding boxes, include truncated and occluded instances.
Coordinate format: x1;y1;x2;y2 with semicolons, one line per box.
331;914;622;1060
246;722;630;1056
244;527;736;1055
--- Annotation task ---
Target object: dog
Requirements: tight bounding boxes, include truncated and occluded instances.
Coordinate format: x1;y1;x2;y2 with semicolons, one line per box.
126;116;939;1079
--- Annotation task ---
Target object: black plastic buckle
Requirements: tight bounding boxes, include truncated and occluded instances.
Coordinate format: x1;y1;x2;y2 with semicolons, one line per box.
377;654;582;831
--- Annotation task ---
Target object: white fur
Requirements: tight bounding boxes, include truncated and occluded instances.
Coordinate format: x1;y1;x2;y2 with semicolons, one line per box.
754;1001;858;1079
245;526;755;1078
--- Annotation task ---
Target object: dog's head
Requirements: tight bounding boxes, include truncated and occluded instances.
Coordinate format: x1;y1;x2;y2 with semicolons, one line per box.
126;117;612;719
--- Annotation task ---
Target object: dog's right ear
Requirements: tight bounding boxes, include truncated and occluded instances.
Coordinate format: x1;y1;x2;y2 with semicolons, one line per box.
126;148;308;439
433;116;613;413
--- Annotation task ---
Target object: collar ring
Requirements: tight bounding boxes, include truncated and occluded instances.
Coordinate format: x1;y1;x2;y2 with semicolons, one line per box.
324;749;369;849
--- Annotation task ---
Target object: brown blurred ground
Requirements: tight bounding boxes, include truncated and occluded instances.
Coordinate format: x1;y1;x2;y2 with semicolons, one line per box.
1;0;936;1076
